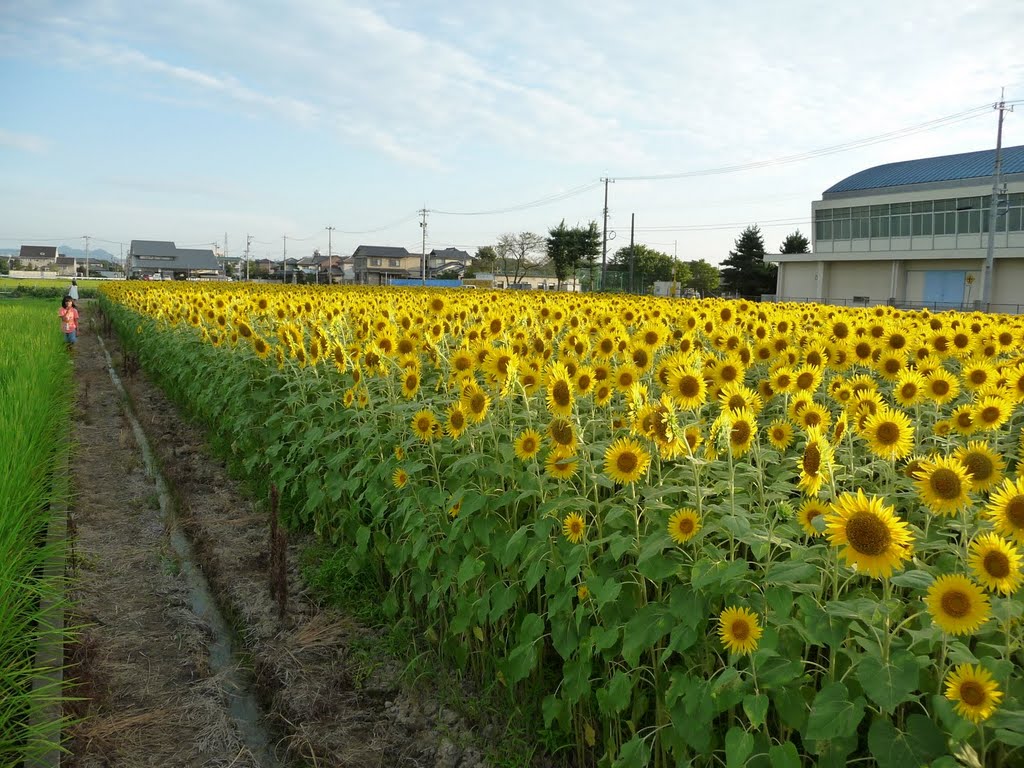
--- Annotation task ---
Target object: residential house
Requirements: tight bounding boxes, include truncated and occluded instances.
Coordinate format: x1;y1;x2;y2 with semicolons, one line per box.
18;245;58;270
352;245;422;285
128;240;222;279
427;247;472;278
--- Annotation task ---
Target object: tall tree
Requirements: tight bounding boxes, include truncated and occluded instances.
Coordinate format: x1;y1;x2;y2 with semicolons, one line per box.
610;244;686;291
495;232;547;285
721;225;776;297
779;230;810;254
472;245;497;274
546;220;573;283
685;259;720;297
573;221;602;288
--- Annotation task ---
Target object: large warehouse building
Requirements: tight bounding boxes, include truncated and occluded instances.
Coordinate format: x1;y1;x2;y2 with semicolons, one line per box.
771;144;1024;312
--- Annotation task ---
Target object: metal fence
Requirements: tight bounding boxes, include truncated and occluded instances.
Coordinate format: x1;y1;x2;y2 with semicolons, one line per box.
766;295;1024;315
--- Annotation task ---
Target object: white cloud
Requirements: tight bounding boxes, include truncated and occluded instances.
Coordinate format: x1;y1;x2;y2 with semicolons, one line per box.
0;129;47;153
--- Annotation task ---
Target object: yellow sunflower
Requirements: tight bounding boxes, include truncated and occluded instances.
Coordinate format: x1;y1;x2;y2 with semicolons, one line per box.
861;406;915;461
400;368;421;399
665;365;707;411
893;369;926;407
392;468;409;489
546;452;579;480
562;512;586;543
723;408;757;458
796;498;829;537
545;364;575;417
668;508;701;544
914;456;973;516
925;574;990;635
984;476;1024;543
445;402;468;439
944;664;1003;723
604;437;652;484
718;606;762;655
411;409;440;442
973;394;1011;431
767;419;794;451
824;490;913;579
969;532;1023;594
954;441;1005;493
514;429;543;461
949;404;978;435
461;383;492;424
798;427;834;497
925;369;960;404
548;417;578;456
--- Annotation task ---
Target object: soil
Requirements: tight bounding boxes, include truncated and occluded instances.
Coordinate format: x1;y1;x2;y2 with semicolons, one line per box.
64;303;495;768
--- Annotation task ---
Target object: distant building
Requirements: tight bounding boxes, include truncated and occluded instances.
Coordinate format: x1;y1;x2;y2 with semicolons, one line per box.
427;247;472;278
18;245;58;269
128;240;222;279
771;145;1024;312
352;245;422;284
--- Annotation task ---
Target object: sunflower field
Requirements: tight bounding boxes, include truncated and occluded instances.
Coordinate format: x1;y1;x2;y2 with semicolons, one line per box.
100;282;1024;767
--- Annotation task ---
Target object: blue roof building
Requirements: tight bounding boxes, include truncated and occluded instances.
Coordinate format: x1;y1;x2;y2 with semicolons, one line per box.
770;144;1024;313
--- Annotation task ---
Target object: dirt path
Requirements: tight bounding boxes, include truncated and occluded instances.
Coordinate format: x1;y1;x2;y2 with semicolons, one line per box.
64;304;492;768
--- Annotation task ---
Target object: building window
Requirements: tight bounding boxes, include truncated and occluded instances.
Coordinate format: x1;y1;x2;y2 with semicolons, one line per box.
389;259;401;267
832;207;851;239
370;258;381;266
890;202;911;237
814;208;832;241
870;205;889;238
934;199;956;235
850;206;870;239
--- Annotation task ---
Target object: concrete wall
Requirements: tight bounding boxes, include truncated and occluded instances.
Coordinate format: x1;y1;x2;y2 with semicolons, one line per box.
826;262;893;303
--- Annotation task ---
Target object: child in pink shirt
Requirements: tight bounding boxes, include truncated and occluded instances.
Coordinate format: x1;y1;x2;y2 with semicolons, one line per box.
59;296;80;347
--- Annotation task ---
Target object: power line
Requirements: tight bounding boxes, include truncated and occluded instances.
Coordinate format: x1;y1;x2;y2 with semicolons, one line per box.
337;213;420;235
613;104;994;182
431;182;602;216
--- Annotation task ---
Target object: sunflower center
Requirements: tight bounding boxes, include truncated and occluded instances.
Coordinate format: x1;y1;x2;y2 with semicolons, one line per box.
900;383;917;399
983;550;1011;579
959;681;987;707
523;437;537;453
553;380;572;407
962;453;993;481
970;370;987;385
1007;496;1024;528
940;589;971;618
884;358;901;374
677;518;694;535
616;451;639;474
931;379;950;396
957;411;974;428
803;444;821;476
450;411;465;429
803;411;822;427
980;406;1000;424
676;375;700;398
406;374;418;390
721;365;738;382
455;356;472;371
772;428;786;441
845;511;892;556
619;372;634;387
730;620;750;641
930;468;963;500
551;421;573;446
889;334;907;349
875;422;901;445
797;372;814;389
731;421;752;445
728;394;745;411
856;342;872;358
416;417;431;432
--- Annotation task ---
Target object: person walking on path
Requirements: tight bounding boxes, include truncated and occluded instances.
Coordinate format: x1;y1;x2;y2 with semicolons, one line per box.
59;295;80;349
68;278;80;301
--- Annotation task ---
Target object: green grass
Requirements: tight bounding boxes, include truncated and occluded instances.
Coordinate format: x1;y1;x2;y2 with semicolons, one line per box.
0;277;107;299
0;299;75;763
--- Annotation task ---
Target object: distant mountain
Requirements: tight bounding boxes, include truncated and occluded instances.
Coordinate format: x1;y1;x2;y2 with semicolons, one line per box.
0;245;119;262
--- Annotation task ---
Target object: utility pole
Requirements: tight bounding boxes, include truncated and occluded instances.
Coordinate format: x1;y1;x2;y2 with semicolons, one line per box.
628;213;635;294
600;178;613;292
245;234;253;281
419;208;428;286
82;234;91;278
982;90;1013;309
283;235;287;284
325;226;335;285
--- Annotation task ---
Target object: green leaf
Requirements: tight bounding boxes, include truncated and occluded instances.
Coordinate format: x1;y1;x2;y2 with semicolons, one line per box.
518;612;544;646
742;694;769;727
804;683;865;742
889;570;935;589
457;553;486;586
857;651;921;712
614;735;650;768
502;526;529;566
768;741;800;768
542;694;563;729
765;559;816;584
621;603;673;667
725;727;754;768
868;715;945;768
503;643;536;685
597;671;632;715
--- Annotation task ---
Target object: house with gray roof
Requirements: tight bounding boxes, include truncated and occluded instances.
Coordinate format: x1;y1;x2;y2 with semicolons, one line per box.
428;247;472;278
770;145;1024;312
128;240;222;279
18;245;58;269
352;245;422;285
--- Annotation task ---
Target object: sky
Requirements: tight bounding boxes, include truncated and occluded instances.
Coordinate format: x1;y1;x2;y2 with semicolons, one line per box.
1;0;1023;266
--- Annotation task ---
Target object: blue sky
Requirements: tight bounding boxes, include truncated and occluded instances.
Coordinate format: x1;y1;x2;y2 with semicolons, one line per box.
1;0;1022;265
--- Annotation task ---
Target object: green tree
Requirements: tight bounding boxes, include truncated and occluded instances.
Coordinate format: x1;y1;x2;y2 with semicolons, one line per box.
546;220;601;287
685;259;720;297
573;221;601;288
780;230;810;254
721;225;776;297
470;245;497;276
495;232;546;285
610;244;685;292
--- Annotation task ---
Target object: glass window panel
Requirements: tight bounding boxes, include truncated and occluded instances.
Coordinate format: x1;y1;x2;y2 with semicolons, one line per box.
935;212;955;235
870;216;889;237
852;217;870;238
1009;193;1024;206
956;197;980;210
1009;208;1023;232
815;209;832;220
816;221;832;240
912;213;933;236
870;205;889;216
912;201;933;213
934;199;956;212
891;215;911;237
890;202;911;214
831;207;850;219
835;218;851;239
851;206;870;217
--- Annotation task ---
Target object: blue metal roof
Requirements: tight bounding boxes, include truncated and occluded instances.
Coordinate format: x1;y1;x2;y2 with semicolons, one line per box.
825;145;1024;195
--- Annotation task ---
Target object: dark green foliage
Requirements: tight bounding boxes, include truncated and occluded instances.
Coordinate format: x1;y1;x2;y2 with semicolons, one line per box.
720;225;777;297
